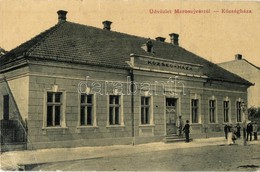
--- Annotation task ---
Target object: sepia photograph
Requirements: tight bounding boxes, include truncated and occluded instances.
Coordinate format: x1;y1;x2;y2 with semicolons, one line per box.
0;0;259;171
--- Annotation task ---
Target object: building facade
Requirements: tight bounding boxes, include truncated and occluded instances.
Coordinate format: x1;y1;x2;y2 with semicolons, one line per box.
0;11;252;150
218;54;260;107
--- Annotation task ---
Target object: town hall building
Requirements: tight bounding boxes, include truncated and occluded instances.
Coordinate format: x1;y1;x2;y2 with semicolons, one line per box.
0;10;252;150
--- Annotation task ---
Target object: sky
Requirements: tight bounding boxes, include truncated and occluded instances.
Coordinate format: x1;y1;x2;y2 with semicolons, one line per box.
0;0;259;66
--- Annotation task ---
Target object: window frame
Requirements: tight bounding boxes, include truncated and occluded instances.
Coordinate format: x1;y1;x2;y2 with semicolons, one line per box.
43;88;67;129
106;94;124;127
236;101;242;122
190;94;201;124
209;99;216;123
141;96;150;125
191;99;199;123
46;92;63;127
223;100;230;123
139;95;154;126
78;94;97;127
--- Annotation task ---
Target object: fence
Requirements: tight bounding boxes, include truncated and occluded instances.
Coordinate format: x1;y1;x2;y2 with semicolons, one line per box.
0;120;27;144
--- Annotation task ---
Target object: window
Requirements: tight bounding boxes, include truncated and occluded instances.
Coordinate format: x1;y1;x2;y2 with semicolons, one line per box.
223;101;229;122
3;95;9;120
47;92;62;127
209;100;216;123
191;99;199;123
236;101;242;122
109;95;120;125
80;94;93;126
141;97;150;124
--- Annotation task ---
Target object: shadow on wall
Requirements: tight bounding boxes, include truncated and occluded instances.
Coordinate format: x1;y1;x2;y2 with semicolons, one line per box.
0;77;28;151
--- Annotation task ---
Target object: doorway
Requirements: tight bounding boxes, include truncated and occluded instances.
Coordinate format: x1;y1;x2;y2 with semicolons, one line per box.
166;98;178;136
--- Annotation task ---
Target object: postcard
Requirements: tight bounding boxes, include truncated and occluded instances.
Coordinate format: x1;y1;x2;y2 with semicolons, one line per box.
0;0;259;171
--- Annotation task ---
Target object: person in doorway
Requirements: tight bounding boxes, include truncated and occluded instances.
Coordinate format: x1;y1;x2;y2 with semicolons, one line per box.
246;122;253;141
253;122;258;140
183;120;190;142
177;116;183;137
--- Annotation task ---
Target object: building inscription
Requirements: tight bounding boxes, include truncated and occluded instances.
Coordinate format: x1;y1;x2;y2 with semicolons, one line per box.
147;60;193;71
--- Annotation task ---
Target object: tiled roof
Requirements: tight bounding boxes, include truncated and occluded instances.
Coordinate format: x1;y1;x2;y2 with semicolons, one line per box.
0;21;252;85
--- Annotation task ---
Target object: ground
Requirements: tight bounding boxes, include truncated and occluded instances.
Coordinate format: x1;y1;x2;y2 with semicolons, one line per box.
29;144;260;171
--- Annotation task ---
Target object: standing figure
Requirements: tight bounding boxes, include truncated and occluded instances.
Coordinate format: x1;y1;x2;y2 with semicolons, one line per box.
227;124;233;145
224;124;228;139
253;122;258;140
236;123;241;138
183;120;190;142
231;125;237;144
177;116;183;137
246;122;253;141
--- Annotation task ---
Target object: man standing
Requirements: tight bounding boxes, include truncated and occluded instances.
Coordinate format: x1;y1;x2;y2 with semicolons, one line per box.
183;120;190;142
177;116;183;137
246;122;253;141
236;123;241;138
224;124;228;139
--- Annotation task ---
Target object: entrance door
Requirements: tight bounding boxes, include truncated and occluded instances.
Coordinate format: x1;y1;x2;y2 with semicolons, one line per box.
166;98;177;136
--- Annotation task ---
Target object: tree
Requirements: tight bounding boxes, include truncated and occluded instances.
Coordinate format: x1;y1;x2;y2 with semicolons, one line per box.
248;106;260;119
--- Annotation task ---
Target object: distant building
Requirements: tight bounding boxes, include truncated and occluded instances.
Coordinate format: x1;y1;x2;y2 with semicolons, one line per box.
219;54;260;107
0;10;252;150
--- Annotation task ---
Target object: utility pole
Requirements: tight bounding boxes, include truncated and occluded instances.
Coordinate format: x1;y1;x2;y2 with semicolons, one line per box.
241;101;247;146
130;69;135;146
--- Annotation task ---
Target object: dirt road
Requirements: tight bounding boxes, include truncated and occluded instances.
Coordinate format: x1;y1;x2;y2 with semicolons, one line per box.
30;144;260;171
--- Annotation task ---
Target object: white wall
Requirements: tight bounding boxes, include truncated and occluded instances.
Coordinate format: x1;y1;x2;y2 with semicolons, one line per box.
7;76;29;120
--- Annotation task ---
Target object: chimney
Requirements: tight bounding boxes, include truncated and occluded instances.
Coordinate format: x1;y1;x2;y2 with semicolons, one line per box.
57;10;68;23
141;38;153;53
102;20;112;31
169;33;179;46
155;37;166;42
235;54;242;60
146;39;153;53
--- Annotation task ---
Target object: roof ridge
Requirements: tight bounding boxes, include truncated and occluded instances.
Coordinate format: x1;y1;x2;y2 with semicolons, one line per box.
242;59;260;70
26;22;65;56
66;21;176;46
67;21;150;40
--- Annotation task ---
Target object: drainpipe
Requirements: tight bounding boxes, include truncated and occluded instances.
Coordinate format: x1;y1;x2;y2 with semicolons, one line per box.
129;69;135;145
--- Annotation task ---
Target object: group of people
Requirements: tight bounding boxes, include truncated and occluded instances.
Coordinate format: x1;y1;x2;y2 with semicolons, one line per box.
224;123;241;144
176;115;258;144
224;121;258;144
245;121;258;141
